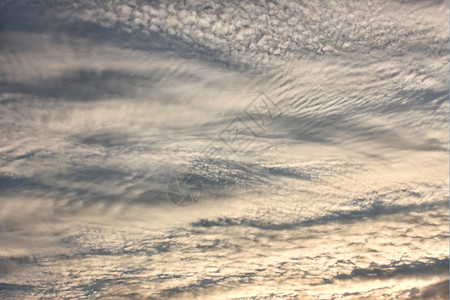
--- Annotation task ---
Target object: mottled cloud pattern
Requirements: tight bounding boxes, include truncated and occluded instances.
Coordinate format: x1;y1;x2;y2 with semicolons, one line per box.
0;0;448;299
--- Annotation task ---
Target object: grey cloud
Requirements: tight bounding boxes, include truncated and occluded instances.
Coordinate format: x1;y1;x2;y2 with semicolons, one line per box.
334;257;449;281
409;279;449;300
0;69;154;101
191;198;448;231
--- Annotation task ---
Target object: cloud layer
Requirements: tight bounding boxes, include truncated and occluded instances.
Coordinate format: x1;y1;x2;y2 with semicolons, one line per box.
0;0;448;299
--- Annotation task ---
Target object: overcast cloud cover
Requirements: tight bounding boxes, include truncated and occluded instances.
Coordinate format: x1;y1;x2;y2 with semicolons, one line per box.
0;0;448;299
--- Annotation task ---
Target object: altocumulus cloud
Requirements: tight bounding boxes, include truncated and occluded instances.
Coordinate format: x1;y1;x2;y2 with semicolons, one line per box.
0;0;448;299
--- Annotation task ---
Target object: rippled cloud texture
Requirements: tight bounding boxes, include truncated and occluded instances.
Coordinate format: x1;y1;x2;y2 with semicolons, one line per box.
0;0;448;299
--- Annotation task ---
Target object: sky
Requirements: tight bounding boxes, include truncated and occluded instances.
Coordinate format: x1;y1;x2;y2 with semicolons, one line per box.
0;0;449;299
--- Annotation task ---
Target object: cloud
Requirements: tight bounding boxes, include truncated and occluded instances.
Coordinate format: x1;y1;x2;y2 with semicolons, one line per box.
0;0;448;299
410;279;449;300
